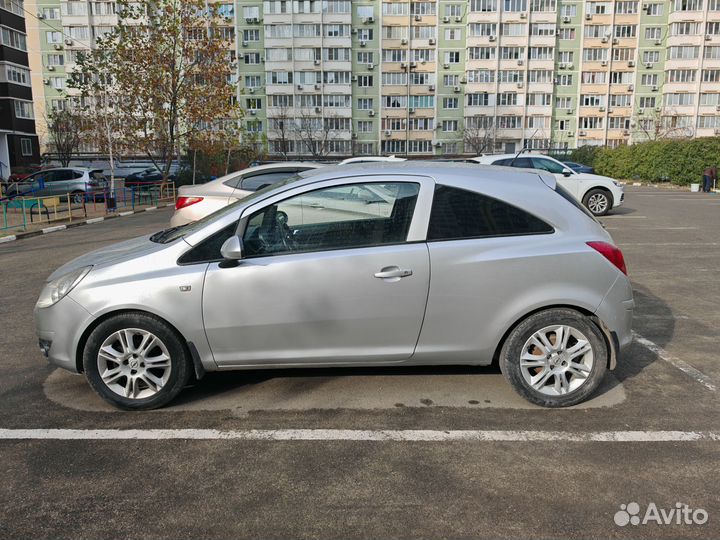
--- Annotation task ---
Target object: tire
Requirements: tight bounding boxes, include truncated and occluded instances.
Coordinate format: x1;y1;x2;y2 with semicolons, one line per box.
582;188;613;217
499;308;608;407
83;312;192;410
70;190;85;204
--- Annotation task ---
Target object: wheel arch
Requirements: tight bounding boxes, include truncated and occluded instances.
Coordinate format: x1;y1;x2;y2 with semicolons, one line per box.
491;304;617;370
74;308;204;378
581;186;614;207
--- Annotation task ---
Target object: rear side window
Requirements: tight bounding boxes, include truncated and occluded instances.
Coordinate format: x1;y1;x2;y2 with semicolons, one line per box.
427;185;554;241
241;170;303;192
492;157;534;168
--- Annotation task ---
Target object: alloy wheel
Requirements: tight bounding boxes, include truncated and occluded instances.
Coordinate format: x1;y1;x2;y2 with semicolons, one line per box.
519;325;594;396
96;328;172;399
587;193;608;215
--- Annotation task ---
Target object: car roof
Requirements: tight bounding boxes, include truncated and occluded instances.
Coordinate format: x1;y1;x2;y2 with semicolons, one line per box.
293;160;556;190
470;153;560;162
339;156;407;164
30;167;93;172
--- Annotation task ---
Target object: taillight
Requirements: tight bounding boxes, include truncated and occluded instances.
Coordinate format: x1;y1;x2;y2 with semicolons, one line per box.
587;241;628;275
175;196;203;210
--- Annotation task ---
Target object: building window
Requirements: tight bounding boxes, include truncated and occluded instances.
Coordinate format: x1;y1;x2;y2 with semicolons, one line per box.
442;120;459;132
443;97;459;109
5;65;30;86
357;75;374;87
14;101;34;119
2;27;27;51
20;138;33;157
42;7;61;19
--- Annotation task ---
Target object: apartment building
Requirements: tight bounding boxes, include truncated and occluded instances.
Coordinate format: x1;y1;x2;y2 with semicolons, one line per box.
20;0;720;158
0;0;40;175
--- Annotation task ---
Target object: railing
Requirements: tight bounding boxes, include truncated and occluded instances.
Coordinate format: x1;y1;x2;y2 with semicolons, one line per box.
0;182;176;234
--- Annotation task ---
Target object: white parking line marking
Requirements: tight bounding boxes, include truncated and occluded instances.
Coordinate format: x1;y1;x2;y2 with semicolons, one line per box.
634;332;717;392
600;215;647;219
0;429;718;442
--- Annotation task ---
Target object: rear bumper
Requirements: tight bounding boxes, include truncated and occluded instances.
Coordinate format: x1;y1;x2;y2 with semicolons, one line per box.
595;275;634;369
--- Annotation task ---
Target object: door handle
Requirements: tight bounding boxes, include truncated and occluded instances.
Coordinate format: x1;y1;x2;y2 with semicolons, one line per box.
374;266;413;279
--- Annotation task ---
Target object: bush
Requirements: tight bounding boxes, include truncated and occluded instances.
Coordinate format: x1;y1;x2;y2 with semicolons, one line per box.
592;137;720;185
568;146;601;167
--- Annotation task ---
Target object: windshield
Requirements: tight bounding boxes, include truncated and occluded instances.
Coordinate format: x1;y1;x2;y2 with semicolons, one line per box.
150;173;304;244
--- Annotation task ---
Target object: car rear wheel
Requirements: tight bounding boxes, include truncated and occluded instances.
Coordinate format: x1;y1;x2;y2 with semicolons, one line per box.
70;190;85;204
499;308;608;407
83;312;191;410
582;189;612;216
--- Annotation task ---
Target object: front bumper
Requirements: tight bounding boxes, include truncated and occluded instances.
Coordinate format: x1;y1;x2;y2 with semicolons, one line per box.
34;295;95;373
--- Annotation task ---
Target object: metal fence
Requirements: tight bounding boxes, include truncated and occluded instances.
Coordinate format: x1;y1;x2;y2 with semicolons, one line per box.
0;182;176;234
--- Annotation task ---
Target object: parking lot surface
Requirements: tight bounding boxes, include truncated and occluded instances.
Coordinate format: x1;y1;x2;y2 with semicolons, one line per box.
0;187;718;539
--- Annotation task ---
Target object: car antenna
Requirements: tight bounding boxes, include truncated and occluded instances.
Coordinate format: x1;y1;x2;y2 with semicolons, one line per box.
509;130;539;167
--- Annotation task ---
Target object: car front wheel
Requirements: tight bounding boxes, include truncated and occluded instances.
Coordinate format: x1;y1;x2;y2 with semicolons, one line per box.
499;308;608;407
582;189;612;216
83;312;191;410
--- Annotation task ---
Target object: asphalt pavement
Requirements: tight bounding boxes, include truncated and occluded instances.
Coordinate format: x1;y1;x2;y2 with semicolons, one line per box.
0;188;718;539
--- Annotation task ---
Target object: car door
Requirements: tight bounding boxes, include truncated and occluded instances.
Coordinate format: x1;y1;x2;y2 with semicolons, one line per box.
202;176;434;366
530;157;580;199
31;171;56;196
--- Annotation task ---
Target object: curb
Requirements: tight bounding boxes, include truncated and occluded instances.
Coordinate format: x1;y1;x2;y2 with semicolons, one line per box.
0;205;171;245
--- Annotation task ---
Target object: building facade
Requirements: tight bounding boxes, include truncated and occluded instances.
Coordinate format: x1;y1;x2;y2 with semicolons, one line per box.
21;0;720;158
0;0;40;176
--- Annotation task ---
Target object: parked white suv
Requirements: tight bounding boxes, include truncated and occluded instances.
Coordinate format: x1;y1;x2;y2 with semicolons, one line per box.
470;154;624;216
170;162;324;226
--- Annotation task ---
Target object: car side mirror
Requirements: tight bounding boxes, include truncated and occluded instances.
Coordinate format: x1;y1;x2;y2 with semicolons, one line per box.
562;168;573;177
220;235;244;260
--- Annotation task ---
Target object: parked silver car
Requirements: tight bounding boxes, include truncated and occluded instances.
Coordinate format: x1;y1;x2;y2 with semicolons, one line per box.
34;163;633;410
6;168;108;202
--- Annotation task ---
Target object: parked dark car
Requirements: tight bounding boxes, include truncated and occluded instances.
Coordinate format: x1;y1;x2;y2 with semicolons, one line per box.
124;167;177;185
562;161;595;174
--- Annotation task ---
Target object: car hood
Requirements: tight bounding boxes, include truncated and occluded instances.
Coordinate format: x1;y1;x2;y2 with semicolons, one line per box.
47;234;167;281
576;172;619;185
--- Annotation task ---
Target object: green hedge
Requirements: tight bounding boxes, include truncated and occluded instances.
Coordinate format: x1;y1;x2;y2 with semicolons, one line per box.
569;137;720;185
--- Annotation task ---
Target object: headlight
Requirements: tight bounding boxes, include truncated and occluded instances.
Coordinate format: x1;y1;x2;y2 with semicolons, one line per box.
613;181;621;187
36;266;92;308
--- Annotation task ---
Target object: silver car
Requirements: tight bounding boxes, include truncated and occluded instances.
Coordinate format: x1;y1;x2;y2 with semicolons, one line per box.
34;163;633;410
8;168;108;202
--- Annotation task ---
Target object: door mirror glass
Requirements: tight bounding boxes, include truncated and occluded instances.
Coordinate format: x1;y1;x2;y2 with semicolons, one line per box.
562;168;573;177
220;235;244;260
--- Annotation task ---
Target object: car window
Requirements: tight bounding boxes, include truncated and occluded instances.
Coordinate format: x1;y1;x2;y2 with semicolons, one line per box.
240;170;305;192
51;170;75;182
531;158;566;174
492;159;511;166
72;170;85;180
242;182;420;258
177;223;238;264
427;185;554;241
90;171;106;180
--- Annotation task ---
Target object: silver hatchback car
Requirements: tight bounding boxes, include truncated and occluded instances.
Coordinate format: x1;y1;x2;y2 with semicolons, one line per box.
34;163;633;410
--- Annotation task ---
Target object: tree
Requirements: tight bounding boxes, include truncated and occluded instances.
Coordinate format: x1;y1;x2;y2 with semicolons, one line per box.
462;116;496;155
292;111;340;159
45;109;82;167
70;0;240;181
267;105;294;160
632;108;695;142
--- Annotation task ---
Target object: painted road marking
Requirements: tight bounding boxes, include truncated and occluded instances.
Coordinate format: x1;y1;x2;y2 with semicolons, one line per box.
599;215;647;219
42;225;67;234
634;332;717;392
0;429;718;442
